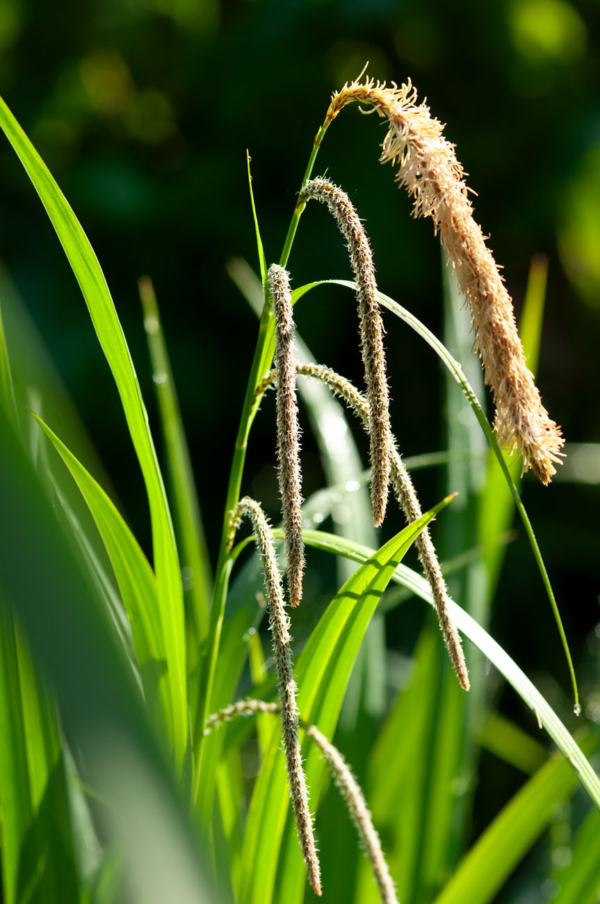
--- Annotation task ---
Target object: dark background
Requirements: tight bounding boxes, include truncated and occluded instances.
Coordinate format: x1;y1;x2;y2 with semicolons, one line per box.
1;0;599;787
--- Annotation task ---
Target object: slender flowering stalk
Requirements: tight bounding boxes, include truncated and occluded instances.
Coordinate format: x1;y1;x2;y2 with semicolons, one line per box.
306;724;399;904
325;76;564;484
300;178;391;525
258;364;468;690
204;699;398;904
230;497;321;895
269;264;305;607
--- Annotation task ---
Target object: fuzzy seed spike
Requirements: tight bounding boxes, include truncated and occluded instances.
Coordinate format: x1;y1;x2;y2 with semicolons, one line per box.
291;363;469;691
299;178;391;526
232;498;321;895
269;264;306;607
325;77;564;484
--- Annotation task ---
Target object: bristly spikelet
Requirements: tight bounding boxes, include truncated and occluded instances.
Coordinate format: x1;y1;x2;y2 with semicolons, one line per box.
306;724;399;904
290;363;469;691
269;264;305;607
325;76;564;484
300;178;391;524
232;498;321;895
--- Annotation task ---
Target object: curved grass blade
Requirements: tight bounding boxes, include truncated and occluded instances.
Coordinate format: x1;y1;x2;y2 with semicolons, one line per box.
239;498;452;904
292;278;579;710
552;806;600;904
32;414;167;722
0;405;216;904
432;739;594;904
139;277;211;652
0;97;187;763
297;526;600;809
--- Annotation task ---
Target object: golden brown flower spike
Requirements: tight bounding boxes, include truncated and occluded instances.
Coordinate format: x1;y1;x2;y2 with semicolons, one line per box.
325;76;564;484
269;264;305;607
230;497;321;895
254;365;469;691
299;178;392;525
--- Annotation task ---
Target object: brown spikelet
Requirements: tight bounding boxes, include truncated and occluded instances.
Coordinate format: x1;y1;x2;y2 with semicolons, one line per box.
306;724;399;904
325;76;564;484
299;178;391;525
269;264;305;607
292;364;469;691
232;498;321;895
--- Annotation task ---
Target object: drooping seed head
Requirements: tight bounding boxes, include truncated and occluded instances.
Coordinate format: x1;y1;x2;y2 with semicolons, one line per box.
325;76;564;484
269;264;306;607
299;179;391;525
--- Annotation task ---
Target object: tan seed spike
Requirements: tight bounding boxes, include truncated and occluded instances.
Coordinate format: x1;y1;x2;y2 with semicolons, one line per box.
299;178;391;526
269;264;305;607
232;498;321;895
325;76;564;484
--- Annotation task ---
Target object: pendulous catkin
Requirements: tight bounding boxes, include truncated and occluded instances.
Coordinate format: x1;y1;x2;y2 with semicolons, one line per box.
306;724;399;904
300;179;391;526
255;365;469;691
230;497;321;895
204;698;399;904
269;264;305;608
325;76;564;484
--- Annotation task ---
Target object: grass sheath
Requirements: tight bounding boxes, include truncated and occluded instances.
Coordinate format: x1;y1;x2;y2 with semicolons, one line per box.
300;178;391;526
269;264;305;608
230;497;321;895
257;364;469;690
324;76;564;484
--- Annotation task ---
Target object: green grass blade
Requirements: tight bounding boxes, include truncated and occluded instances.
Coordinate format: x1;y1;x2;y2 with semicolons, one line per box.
0;97;187;763
0;606;80;903
32;413;168;722
0;405;216;904
292;278;579;710
239;497;452;904
246;153;267;287
297;526;600;809
432;739;594;904
0;288;18;425
477;711;547;775
139;276;211;650
552;807;600;904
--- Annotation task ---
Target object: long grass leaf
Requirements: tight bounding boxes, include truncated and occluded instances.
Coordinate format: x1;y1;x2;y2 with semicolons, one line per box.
0;405;215;904
432;739;594;904
32;414;168;723
297;527;600;809
139;277;211;650
0;97;187;763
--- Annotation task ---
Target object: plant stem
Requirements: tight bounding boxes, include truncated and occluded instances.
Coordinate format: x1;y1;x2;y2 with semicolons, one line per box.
192;122;330;801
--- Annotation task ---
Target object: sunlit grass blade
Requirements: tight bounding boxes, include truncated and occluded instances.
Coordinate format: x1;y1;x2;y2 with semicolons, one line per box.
0;97;187;764
246;152;268;288
477;711;547;775
139;276;212;654
239;498;453;904
32;413;168;724
0;405;216;904
292;278;579;710
296;526;600;809
0;606;80;903
432;738;595;904
552;806;600;904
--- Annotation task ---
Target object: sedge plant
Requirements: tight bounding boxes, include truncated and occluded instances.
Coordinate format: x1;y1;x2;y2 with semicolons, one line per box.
0;71;598;904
